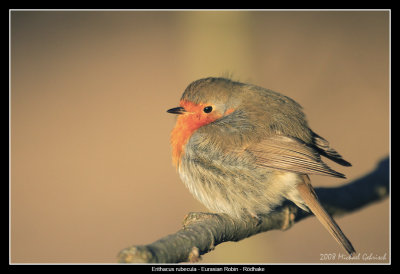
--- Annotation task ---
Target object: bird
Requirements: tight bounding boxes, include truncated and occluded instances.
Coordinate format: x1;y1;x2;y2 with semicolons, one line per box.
167;77;355;255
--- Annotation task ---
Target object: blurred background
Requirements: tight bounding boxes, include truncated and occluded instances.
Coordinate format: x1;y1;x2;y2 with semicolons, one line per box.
10;10;389;263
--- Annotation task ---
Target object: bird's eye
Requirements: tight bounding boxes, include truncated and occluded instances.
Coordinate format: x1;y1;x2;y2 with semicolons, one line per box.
203;106;213;113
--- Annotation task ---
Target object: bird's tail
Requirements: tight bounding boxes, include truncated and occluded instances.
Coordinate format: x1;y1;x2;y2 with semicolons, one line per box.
297;175;356;256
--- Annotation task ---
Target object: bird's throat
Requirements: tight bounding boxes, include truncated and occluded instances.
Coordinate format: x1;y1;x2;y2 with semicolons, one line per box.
170;113;216;167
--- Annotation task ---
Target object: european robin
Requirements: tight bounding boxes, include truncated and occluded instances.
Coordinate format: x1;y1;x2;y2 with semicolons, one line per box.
167;77;355;255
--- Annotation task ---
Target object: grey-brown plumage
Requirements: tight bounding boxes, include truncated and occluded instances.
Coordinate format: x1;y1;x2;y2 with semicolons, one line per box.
168;77;355;255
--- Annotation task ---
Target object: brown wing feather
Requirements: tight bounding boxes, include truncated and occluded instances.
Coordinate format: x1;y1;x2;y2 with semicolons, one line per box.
247;135;346;178
312;132;352;167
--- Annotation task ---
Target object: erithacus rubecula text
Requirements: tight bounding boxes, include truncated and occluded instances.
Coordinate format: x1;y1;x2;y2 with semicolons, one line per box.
167;77;355;255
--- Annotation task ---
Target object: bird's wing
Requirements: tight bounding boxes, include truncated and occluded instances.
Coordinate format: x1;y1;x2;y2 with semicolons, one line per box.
311;131;352;167
247;135;346;178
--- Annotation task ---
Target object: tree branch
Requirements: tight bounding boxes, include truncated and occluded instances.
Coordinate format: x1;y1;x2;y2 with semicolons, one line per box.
118;156;389;263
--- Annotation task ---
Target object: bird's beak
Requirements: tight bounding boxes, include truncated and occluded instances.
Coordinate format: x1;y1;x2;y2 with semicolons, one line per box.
167;106;186;115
